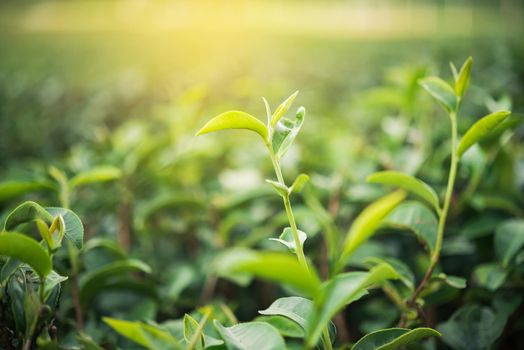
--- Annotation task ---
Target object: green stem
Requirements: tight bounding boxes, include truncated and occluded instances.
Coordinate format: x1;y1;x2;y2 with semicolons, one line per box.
322;327;334;350
406;111;458;310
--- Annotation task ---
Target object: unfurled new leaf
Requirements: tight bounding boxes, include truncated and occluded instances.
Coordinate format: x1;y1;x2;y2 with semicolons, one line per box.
46;207;84;249
457;110;511;157
269;227;307;253
419;76;457;113
367;171;440;213
272;106;305;159
351;327;441;350
341;191;406;260
455;57;473;98
0;232;52;278
265;179;289;197
196;111;268;142
270;91;299;127
290;173;309;193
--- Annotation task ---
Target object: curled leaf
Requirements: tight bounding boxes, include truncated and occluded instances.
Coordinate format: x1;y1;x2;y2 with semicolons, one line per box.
269;227;307;253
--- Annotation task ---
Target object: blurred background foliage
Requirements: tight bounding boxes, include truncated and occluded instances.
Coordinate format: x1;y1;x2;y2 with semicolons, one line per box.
1;0;524;349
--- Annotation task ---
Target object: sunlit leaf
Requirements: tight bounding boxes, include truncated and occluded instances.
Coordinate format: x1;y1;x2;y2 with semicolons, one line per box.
270;91;299;127
367;171;440;213
455;56;472;98
103;317;181;350
196;111;268;142
0;232;52;278
341;191;406;260
419;76;457;113
307;263;399;346
214;320;286;350
457;110;511;157
290;173;309;193
214;248;320;297
69;166;122;189
351;327;440;350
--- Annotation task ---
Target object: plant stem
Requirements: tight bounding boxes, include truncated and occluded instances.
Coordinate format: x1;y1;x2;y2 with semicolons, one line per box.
269;150;310;273
322;328;334;350
406;112;458;310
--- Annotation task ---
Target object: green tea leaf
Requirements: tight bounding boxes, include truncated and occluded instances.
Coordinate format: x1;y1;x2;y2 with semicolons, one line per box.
383;201;438;253
364;256;415;290
351;327;440;350
270;91;299;127
307;263;399;346
214;248;320;297
4;201;53;231
196;111;268;142
46;207;84;249
419;76;457;113
367;171;440;213
184;314;204;350
214;320;286;350
269;227;307;254
255;315;304;338
494;220;524;267
0;232;52;278
0;180;53;202
457;110;511;157
290;174;309;193
265;179;289;197
259;296;335;344
473;263;507;291
79;259;152;307
103;317;181;350
341;191;406;260
272;106;305;159
69;166;122;189
455;56;473;98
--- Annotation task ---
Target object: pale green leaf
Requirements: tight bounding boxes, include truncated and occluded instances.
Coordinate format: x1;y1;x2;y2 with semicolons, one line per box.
351;327;440;350
265;179;289;197
69;166;122;189
367;171;440;213
183;314;204;350
269;227;307;254
455;56;473;98
214;248;320;297
290;174;309;193
419;76;457;113
103;317;181;350
270;91;299;127
341;191;406;260
196;111;268;141
272;106;305;159
214;320;286;350
0;232;52;278
457;110;511;157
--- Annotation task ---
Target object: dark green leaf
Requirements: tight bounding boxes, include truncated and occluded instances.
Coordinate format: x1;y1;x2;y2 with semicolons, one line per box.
3;201;53;231
473;263;507;291
494;219;524;267
351;327;440;350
